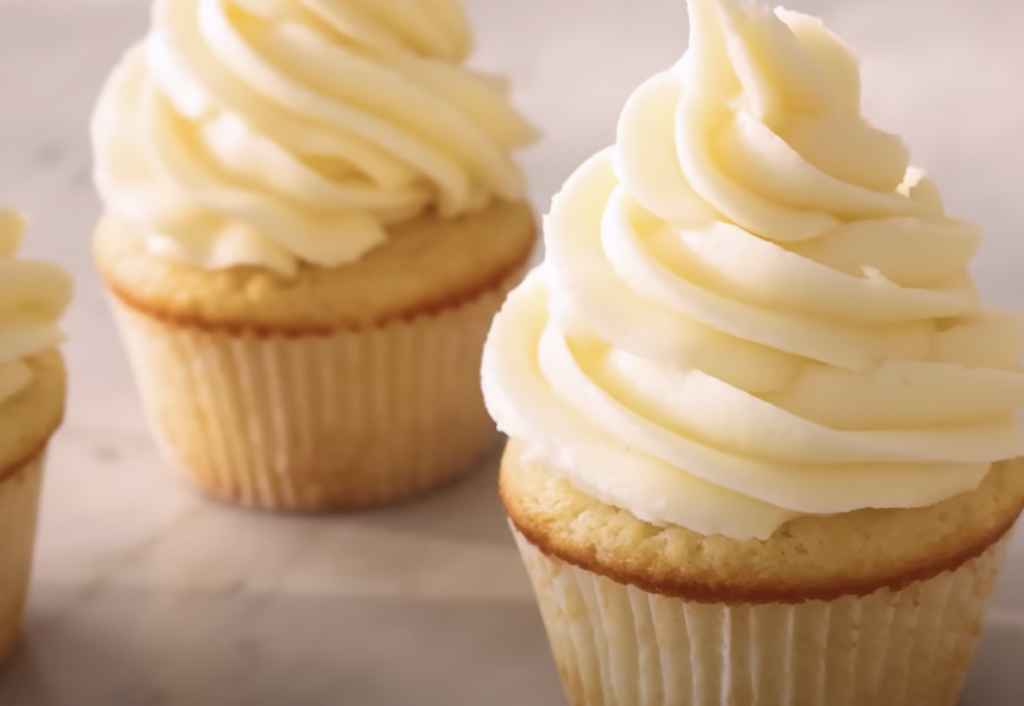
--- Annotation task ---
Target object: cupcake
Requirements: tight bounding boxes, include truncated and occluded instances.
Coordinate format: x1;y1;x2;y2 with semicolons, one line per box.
91;0;538;510
0;210;71;665
482;1;1024;704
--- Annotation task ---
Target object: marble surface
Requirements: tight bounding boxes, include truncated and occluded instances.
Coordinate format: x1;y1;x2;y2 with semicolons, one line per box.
1;0;1024;703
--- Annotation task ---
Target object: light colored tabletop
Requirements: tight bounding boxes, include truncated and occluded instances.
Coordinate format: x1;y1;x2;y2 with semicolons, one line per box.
1;0;1023;703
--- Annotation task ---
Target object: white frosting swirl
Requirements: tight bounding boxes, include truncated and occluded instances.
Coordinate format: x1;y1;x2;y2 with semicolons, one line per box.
0;211;73;405
482;0;1024;540
92;0;537;276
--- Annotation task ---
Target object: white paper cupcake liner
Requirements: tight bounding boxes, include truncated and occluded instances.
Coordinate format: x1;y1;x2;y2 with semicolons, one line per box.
0;449;45;666
512;525;1012;706
109;274;521;511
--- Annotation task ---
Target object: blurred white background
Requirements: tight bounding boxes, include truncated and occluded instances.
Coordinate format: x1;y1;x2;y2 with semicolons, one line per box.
0;1;1023;704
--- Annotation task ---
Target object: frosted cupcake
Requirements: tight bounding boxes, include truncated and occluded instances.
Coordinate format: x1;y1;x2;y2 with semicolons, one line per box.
91;0;537;511
483;1;1024;704
0;211;71;665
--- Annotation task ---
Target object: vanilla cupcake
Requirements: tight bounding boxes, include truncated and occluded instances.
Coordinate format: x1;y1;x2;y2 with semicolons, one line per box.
482;1;1024;704
91;0;537;510
0;211;71;665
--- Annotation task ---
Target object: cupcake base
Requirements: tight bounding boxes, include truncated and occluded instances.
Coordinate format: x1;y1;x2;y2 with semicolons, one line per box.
0;449;46;667
109;271;522;512
512;525;1011;706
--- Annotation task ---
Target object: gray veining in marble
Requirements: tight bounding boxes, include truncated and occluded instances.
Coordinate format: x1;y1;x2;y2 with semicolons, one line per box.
1;0;1023;703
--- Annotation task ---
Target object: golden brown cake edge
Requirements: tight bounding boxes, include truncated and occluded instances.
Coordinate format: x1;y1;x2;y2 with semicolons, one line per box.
94;201;538;335
0;351;65;483
500;440;1024;605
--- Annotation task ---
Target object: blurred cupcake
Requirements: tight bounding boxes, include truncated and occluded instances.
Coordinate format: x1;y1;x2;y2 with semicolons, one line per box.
0;211;71;665
91;0;538;511
483;0;1024;704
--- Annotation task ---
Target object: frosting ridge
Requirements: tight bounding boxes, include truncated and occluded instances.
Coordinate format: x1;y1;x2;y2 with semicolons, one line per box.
0;211;73;405
482;0;1024;540
92;0;537;275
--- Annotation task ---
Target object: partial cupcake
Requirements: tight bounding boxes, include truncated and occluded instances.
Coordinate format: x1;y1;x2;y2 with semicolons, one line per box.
483;0;1024;704
0;210;71;665
91;0;538;511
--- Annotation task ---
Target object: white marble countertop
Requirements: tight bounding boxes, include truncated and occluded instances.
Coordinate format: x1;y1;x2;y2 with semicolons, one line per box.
1;0;1023;703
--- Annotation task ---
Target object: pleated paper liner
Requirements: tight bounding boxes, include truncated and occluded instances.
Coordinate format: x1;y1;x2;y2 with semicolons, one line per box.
512;525;1013;706
0;449;46;666
109;270;524;512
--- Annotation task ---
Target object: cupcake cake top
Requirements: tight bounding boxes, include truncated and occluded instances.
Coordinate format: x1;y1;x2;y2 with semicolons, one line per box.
483;0;1024;540
0;211;73;405
92;0;537;276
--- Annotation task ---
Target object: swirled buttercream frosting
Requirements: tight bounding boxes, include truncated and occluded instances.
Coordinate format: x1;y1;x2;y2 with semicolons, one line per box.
482;0;1024;540
92;0;537;276
0;211;73;405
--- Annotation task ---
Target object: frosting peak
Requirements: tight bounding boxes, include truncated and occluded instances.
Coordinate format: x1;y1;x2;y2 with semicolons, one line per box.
482;0;1024;540
0;211;73;405
92;0;537;276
